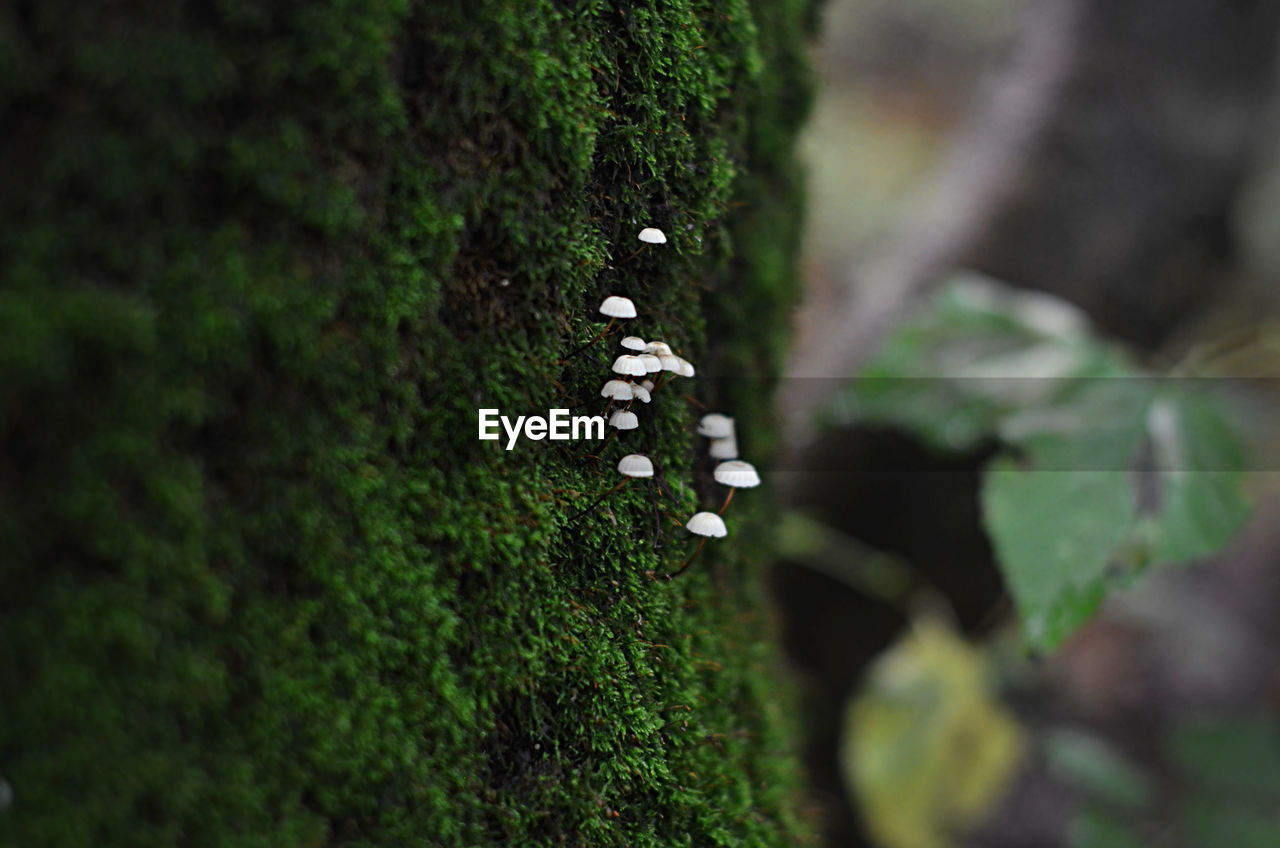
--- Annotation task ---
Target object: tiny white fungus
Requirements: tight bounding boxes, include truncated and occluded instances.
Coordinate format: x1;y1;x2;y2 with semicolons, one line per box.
612;355;648;377
668;511;727;577
621;336;647;351
601;379;635;400
638;227;667;244
697;414;735;439
676;357;695;378
713;460;761;489
686;511;728;538
631;384;652;403
641;379;655;392
610;410;639;430
646;341;673;356
714;459;758;513
617;454;655;478
658;353;683;372
638;354;663;373
709;436;738;460
599;296;637;319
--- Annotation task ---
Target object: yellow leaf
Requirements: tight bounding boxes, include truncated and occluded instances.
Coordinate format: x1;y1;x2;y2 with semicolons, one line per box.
842;619;1025;848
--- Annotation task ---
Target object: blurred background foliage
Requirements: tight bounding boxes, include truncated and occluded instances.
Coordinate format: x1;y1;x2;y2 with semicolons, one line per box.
774;0;1280;845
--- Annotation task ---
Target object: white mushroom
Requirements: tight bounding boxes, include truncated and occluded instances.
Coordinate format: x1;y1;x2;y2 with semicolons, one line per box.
638;354;663;374
667;511;728;578
617;454;655;478
638;227;667;244
658;353;683;373
573;295;637;355
599;295;637;319
611;355;648;377
620;336;647;351
697;414;735;439
708;436;738;460
713;460;760;489
609;410;639;430
631;384;652;404
646;341;673;356
675;357;695;378
713;460;760;513
687;511;728;538
641;379;655;392
601;379;635;400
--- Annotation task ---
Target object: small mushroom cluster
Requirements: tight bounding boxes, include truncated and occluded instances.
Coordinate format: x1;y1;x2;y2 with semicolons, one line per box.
603;337;695;432
591;230;695;435
575;227;762;578
666;414;761;577
697;413;737;460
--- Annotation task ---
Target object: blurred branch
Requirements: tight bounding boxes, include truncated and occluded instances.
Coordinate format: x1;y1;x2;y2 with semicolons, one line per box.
782;0;1087;446
782;0;1280;448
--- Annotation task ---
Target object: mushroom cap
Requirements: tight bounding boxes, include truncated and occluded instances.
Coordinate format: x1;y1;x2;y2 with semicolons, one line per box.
641;379;655;392
631;384;652;404
601;379;635;400
709;435;738;460
658;353;683;372
714;460;760;488
638;353;663;373
611;355;648;377
646;341;673;356
617;454;654;478
697;414;735;439
638;227;667;244
620;336;647;351
686;511;727;538
609;410;639;430
676;357;695;378
599;295;637;319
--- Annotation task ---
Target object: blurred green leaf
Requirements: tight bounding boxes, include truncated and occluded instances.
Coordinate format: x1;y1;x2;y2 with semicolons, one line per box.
981;462;1134;650
1143;392;1250;565
1146;470;1249;564
841;276;1254;649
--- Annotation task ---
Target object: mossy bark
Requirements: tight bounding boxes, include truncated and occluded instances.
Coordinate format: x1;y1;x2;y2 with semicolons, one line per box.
1;1;820;845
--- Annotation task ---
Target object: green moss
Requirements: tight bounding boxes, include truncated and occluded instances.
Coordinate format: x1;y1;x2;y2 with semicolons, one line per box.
0;0;822;845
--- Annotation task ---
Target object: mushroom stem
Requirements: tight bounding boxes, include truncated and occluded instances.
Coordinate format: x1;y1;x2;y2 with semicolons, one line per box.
617;245;645;266
566;318;617;358
593;430;620;455
717;487;737;515
569;478;631;522
666;537;707;579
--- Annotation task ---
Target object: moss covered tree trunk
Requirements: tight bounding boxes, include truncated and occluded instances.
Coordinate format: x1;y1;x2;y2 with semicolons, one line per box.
1;1;819;844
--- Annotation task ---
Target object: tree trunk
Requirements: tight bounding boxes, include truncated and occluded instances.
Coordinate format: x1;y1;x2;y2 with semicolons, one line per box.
0;2;820;844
